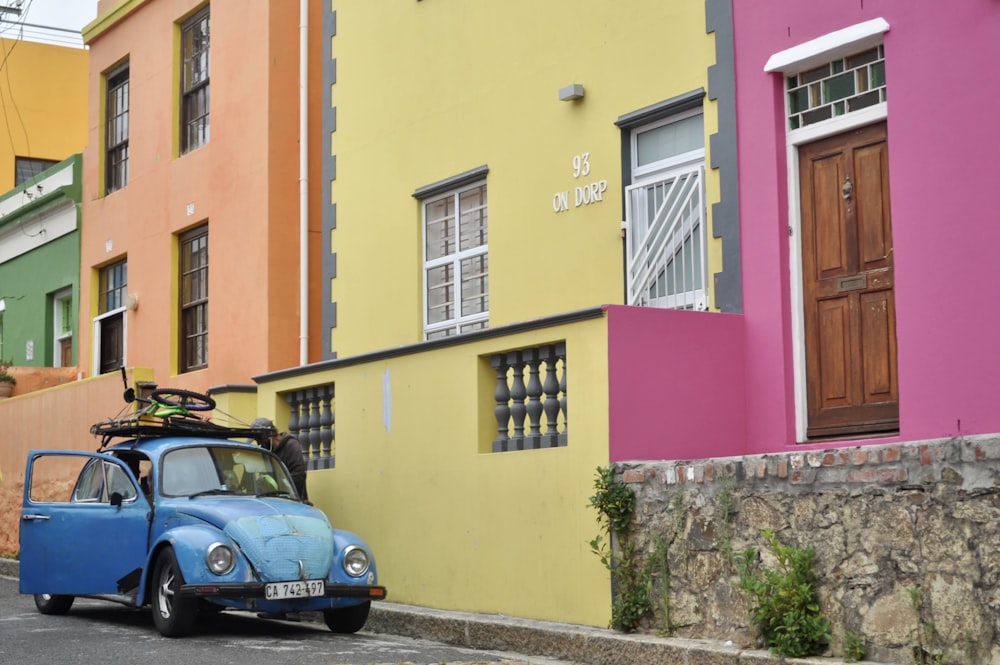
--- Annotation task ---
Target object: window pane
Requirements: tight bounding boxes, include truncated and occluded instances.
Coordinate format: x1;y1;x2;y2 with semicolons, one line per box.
636;114;704;166
425;197;455;260
459;185;487;251
460;254;488;316
426;264;454;324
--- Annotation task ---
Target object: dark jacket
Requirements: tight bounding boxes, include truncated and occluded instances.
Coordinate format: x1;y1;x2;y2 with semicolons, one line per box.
273;434;308;500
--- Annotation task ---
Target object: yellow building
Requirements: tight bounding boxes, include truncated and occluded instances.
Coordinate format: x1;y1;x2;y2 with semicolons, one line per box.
259;0;739;627
0;38;87;191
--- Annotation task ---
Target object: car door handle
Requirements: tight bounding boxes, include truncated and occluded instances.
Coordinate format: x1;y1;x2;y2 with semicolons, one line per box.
22;514;51;521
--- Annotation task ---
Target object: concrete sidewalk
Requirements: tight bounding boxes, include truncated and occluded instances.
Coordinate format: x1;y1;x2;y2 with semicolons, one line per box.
1;557;875;664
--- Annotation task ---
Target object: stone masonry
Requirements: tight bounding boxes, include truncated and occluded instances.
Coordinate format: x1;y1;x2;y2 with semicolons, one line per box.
616;435;1000;665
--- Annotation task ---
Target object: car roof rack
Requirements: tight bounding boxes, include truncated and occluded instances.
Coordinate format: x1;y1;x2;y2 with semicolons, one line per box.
93;377;274;450
91;417;274;451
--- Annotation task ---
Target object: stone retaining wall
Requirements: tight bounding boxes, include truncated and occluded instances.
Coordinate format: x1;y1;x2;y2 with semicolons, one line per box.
617;435;1000;664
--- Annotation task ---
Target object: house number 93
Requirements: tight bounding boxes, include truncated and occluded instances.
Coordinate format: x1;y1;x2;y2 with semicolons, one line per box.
572;153;591;179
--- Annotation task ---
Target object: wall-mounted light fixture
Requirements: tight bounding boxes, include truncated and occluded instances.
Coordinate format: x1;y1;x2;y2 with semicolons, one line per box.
126;294;139;311
559;84;585;101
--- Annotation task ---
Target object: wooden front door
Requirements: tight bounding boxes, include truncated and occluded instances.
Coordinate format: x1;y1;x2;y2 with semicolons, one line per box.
799;121;898;438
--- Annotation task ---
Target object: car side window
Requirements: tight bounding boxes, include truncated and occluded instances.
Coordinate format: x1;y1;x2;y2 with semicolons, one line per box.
107;464;138;502
73;460;106;502
72;460;137;504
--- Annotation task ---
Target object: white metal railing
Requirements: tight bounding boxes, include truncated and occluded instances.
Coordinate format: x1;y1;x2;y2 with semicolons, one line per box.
625;162;706;310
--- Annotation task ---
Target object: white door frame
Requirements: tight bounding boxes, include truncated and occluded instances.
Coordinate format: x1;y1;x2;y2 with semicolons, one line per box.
786;104;888;441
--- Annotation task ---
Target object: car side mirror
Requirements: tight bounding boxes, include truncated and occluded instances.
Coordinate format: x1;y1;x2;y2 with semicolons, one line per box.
110;491;123;508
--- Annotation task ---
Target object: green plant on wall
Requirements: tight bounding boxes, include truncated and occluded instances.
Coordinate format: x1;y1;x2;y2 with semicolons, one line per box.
588;465;652;632
843;630;867;663
736;529;831;658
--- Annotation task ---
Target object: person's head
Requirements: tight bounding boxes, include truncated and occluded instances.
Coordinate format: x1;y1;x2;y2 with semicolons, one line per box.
250;417;280;449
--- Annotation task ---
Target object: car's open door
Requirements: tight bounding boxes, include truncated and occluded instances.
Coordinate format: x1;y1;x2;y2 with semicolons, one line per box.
20;451;150;597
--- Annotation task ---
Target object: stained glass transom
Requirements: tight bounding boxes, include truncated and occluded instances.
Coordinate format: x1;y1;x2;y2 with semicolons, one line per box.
786;45;885;129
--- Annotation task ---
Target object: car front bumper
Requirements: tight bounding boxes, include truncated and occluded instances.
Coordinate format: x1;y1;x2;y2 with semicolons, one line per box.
179;581;387;600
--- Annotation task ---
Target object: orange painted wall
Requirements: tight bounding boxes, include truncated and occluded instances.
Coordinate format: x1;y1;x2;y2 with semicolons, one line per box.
81;0;301;393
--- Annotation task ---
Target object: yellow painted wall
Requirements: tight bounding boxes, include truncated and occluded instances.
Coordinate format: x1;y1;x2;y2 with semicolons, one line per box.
0;39;88;190
257;315;613;626
328;0;720;357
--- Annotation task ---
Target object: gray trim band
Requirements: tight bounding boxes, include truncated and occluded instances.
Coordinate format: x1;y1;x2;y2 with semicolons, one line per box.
614;89;706;130
412;165;489;200
254;306;606;383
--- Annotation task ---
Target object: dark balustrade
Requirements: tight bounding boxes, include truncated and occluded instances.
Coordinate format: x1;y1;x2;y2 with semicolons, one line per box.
491;342;567;452
284;384;335;470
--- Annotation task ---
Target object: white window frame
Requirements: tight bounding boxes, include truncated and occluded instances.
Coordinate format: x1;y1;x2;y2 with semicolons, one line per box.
765;18;890;442
92;260;128;376
625;110;708;310
421;181;489;339
91;309;128;376
52;288;72;367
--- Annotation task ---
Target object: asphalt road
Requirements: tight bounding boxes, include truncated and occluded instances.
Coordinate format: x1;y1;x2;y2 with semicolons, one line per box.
0;576;566;665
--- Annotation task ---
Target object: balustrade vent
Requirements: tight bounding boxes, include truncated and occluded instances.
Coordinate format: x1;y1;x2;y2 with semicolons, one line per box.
490;343;567;452
285;384;335;470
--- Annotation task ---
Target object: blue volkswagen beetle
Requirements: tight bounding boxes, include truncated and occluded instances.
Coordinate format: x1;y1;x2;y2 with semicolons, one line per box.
18;387;386;637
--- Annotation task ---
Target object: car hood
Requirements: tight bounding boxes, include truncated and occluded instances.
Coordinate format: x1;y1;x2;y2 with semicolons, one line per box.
179;499;335;582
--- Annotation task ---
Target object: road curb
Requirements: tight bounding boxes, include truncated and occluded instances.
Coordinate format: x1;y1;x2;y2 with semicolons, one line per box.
1;558;885;664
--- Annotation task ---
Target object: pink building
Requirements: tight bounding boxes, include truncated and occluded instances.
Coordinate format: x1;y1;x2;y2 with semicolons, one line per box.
610;1;1000;461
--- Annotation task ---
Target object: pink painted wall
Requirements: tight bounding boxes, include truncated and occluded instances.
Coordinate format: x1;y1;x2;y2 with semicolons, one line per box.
607;305;746;462
733;0;1000;454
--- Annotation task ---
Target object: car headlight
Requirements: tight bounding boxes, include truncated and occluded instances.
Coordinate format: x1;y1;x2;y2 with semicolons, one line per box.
207;543;235;575
342;545;370;578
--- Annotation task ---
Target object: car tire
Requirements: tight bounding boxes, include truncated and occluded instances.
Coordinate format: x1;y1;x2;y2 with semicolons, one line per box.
34;593;74;615
323;600;370;634
151;547;198;637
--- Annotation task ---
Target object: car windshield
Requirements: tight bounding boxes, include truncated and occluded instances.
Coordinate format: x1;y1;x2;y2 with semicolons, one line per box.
161;445;298;499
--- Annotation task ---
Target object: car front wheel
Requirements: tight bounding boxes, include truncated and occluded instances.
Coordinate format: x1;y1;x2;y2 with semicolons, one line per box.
151;547;197;637
34;593;74;615
323;600;370;634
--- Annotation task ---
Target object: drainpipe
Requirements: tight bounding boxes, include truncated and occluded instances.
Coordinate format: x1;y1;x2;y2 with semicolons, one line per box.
298;0;309;365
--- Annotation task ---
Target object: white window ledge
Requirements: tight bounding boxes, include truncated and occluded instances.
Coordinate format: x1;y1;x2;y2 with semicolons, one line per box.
764;17;889;74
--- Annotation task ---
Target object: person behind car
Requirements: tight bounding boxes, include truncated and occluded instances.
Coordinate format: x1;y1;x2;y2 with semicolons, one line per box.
250;417;309;501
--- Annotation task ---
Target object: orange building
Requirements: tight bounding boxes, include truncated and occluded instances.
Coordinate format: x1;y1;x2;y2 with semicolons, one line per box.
80;0;321;394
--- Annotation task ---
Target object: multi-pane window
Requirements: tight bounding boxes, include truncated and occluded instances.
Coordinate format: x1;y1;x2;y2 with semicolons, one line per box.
786;45;886;130
180;226;208;372
15;157;57;186
53;289;73;367
98;260;128;314
423;183;489;340
180;7;210;154
105;63;129;193
97;260;127;374
625;111;707;310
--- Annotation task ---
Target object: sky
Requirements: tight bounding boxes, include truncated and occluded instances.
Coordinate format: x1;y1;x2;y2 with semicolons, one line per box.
1;0;98;47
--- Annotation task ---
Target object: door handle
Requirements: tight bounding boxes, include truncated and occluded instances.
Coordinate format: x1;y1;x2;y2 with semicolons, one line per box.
842;176;853;200
22;514;51;521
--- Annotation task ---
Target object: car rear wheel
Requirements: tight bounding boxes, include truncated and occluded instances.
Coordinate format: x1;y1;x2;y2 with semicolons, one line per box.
34;593;74;615
151;547;197;637
323;600;370;634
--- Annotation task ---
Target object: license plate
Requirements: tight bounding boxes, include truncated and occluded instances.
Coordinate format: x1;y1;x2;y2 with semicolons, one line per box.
264;580;325;600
